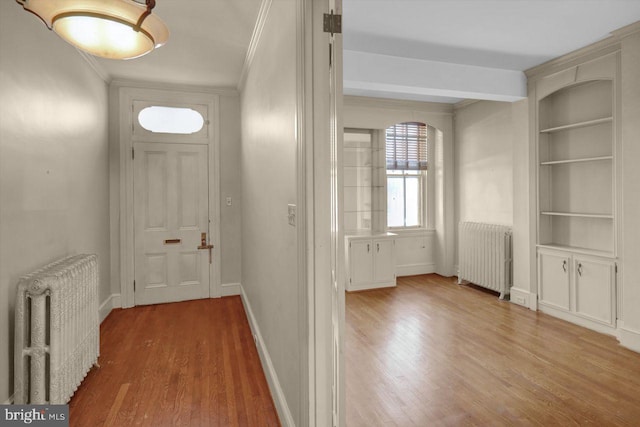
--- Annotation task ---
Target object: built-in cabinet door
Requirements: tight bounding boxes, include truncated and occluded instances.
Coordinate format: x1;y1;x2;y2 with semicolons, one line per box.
350;240;373;287
538;250;571;311
373;239;395;283
574;256;615;325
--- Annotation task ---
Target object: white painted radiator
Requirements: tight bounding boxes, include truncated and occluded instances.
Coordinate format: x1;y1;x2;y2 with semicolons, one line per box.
14;254;100;404
458;222;512;299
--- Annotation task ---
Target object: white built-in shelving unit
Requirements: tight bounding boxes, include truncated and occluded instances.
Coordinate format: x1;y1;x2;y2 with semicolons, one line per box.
343;129;396;291
535;54;620;334
538;79;615;258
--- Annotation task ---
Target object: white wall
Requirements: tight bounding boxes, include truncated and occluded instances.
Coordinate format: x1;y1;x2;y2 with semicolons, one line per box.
240;0;301;424
343;96;455;276
0;2;110;403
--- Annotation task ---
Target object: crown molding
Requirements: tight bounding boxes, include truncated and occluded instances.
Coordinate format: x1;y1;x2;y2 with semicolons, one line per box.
343;95;454;115
611;20;640;40
525;36;620;82
76;49;111;84
109;79;238;97
237;0;273;92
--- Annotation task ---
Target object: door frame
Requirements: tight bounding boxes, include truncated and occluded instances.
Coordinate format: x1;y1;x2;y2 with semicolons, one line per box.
115;84;222;308
305;0;344;425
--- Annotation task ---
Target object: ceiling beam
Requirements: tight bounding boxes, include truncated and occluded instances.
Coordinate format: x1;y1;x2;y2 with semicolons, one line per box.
344;50;527;103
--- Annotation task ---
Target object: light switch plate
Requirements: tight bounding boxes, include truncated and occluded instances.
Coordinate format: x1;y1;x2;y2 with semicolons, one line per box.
288;204;296;226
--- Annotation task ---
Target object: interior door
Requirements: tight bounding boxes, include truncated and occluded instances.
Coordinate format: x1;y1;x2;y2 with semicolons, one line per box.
133;141;211;305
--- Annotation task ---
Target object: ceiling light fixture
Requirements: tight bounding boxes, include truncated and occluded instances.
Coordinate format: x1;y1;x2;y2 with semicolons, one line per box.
16;0;169;60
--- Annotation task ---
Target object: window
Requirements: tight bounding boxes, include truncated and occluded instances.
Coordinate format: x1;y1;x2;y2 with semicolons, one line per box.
386;122;428;228
138;106;204;134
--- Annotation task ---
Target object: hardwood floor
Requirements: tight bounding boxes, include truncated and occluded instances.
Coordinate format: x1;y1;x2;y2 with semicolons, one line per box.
346;274;640;426
69;296;280;427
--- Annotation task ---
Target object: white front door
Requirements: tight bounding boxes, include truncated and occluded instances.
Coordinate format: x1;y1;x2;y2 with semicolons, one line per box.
133;141;211;305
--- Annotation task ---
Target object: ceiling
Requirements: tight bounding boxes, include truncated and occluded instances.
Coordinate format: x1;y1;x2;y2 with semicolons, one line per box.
343;0;640;103
95;0;262;87
90;1;640;102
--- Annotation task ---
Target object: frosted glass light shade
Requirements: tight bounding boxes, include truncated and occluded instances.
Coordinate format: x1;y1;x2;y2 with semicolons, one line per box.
18;0;169;60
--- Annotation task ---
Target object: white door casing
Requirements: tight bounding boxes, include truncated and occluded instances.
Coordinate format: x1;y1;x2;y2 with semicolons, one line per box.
133;142;210;305
117;85;222;308
328;1;345;425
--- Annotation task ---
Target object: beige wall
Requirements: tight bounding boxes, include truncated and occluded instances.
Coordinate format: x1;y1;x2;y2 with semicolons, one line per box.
240;0;301;424
0;2;110;403
454;100;529;279
218;96;243;286
454;101;516;227
620;31;640;342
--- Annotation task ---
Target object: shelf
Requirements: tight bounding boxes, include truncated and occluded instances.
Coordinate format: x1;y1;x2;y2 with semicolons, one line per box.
540;212;613;219
540;117;613;134
537;244;615;259
540;156;612;166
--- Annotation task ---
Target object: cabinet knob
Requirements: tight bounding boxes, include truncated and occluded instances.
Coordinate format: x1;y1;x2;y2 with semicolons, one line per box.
367;243;370;253
577;263;583;276
562;260;567;272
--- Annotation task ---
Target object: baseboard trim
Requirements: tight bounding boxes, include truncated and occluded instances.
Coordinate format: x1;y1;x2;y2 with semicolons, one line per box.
509;287;537;310
221;282;241;297
99;293;122;324
239;285;294;427
3;394;14;405
396;263;436;277
619;325;640;353
347;281;396;292
539;304;617;337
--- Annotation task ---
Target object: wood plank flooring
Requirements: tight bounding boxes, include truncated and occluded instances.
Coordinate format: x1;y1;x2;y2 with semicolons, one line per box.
69;296;280;427
346;274;640;426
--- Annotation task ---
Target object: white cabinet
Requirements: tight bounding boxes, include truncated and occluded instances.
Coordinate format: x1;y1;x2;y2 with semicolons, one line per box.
346;233;396;291
574;256;616;325
350;240;374;286
538;248;616;329
538;250;571;311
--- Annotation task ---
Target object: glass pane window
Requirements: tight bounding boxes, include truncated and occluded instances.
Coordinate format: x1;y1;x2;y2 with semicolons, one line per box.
387;176;405;227
387;170;424;228
138;106;205;134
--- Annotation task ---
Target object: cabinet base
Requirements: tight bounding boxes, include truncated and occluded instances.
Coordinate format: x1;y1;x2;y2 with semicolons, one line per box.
346;281;396;292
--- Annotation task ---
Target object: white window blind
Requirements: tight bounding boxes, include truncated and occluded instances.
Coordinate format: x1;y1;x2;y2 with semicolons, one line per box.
385;122;428;170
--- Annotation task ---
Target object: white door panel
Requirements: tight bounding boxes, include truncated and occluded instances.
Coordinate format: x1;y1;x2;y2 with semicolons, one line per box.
373;239;395;282
134;142;210;305
574;257;615;325
538;250;571;311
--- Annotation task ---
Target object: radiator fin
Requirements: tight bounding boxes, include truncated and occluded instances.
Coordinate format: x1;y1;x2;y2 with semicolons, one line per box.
458;222;512;299
14;254;99;404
